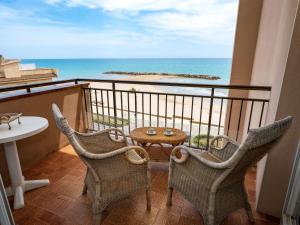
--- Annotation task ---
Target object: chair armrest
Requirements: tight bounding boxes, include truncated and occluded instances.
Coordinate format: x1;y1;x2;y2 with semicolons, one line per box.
209;135;238;149
75;128;127;143
169;146;228;190
208;135;239;161
81;146;149;183
82;145;149;164
74;128;128;154
170;145;232;169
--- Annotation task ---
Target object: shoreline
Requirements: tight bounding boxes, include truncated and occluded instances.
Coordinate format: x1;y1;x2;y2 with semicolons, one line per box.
103;71;221;80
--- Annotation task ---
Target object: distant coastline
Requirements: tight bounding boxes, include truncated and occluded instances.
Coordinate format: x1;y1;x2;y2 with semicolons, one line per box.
21;58;231;84
103;71;221;80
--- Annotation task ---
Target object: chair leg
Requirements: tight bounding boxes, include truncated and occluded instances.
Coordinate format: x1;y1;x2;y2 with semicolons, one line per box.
146;189;151;210
245;202;255;223
92;212;102;225
242;185;255;224
203;217;213;225
82;169;88;195
166;187;173;206
82;183;87;195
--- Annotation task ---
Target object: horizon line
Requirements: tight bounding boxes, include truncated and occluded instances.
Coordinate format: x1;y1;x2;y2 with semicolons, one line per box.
21;57;232;60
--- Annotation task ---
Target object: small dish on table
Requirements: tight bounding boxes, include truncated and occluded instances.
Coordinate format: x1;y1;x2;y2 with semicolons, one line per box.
146;127;157;135
164;128;174;136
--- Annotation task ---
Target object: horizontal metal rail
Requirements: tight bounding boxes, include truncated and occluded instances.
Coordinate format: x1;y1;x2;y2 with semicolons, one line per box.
85;87;269;102
76;78;271;90
0;79;78;93
0;78;271;93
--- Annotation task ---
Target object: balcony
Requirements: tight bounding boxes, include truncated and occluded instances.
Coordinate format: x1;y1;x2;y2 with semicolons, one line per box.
0;79;280;225
12;145;278;225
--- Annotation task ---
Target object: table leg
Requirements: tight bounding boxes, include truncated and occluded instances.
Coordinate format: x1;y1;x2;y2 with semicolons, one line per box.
137;142;147;147
24;180;50;192
131;138;135;145
3;141;49;210
146;143;154;150
14;186;24;210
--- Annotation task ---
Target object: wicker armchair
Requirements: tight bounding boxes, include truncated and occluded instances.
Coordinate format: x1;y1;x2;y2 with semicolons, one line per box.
52;104;151;224
167;116;293;225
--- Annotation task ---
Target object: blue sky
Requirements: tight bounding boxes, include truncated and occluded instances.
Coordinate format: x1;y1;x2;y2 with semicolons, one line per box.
0;0;238;58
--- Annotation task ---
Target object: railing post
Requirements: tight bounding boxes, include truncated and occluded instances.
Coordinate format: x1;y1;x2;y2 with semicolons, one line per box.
134;91;137;128
112;82;119;139
206;88;215;149
26;88;31;93
112;82;117;128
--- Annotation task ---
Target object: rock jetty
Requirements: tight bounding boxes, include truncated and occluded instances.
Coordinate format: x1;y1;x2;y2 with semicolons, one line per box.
103;71;220;80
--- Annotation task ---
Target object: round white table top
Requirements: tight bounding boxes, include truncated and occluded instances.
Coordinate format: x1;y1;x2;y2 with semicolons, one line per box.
0;116;48;144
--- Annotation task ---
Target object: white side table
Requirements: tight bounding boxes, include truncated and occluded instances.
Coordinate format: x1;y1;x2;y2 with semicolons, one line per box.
0;116;49;209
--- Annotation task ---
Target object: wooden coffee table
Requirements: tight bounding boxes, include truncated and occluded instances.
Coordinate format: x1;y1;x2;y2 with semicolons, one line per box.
130;127;186;150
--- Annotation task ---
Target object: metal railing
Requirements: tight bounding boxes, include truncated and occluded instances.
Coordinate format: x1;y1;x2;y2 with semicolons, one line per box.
79;79;271;149
0;78;271;149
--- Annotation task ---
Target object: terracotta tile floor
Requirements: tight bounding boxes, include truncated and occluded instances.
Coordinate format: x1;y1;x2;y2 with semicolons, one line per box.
11;145;280;225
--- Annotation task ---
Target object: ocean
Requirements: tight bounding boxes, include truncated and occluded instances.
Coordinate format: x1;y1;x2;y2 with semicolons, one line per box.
21;58;232;85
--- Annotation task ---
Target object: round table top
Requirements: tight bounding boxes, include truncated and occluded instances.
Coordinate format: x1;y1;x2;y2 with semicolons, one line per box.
130;127;186;145
0;116;48;144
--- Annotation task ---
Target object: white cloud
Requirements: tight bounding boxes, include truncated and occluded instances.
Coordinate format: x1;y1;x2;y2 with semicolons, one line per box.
44;0;231;13
0;23;149;48
43;0;238;42
141;2;238;42
0;9;152;58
